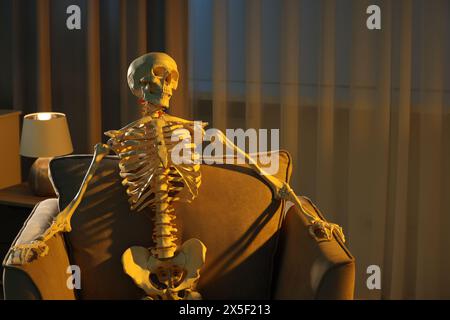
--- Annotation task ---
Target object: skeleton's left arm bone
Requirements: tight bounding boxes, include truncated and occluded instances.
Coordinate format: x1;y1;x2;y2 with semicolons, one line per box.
9;143;111;264
214;130;345;243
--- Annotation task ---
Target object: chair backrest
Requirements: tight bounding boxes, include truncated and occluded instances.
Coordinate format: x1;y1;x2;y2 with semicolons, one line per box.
49;152;292;299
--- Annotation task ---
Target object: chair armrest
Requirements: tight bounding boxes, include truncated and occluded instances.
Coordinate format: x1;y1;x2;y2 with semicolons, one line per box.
2;199;76;300
272;198;355;300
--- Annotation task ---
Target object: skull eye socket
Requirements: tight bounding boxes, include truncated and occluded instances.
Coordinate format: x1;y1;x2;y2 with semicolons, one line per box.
152;66;167;78
171;71;179;82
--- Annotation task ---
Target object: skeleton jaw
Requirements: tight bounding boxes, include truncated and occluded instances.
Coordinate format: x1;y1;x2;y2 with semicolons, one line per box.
142;89;171;110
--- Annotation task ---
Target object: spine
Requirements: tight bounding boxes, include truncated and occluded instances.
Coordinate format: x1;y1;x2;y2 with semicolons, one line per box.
151;166;178;259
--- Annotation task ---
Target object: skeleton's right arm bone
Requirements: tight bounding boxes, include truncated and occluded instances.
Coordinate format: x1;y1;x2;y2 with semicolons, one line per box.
9;143;111;265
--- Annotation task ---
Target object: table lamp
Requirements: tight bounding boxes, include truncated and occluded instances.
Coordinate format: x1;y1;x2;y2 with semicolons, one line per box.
20;112;73;196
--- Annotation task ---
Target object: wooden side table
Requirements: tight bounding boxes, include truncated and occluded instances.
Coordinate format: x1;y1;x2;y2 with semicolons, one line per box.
0;110;22;190
0;182;56;297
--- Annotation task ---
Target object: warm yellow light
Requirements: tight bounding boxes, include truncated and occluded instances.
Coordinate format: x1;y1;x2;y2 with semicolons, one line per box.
36;112;53;121
24;112;66;121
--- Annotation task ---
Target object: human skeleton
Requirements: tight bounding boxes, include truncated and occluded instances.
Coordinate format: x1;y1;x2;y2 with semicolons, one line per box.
10;52;345;300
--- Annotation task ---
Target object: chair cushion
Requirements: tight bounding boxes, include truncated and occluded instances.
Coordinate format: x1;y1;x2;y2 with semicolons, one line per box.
49;151;291;299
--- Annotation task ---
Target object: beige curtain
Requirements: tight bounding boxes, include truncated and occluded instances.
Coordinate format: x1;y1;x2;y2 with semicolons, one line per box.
187;0;450;299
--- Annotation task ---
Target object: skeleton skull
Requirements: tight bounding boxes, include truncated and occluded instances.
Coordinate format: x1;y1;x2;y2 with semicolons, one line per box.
127;52;179;109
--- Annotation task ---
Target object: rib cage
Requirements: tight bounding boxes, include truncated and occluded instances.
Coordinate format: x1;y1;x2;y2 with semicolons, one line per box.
105;115;202;258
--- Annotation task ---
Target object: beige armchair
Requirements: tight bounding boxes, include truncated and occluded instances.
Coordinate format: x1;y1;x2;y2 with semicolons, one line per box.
3;152;354;299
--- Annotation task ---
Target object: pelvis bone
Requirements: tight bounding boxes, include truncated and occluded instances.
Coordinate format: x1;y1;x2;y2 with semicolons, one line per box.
122;238;206;300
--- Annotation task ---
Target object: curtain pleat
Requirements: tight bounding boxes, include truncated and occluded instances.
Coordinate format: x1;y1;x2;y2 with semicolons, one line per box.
212;0;228;132
383;0;412;300
245;0;262;130
119;0;129;126
87;0;102;147
415;0;445;298
280;0;300;190
348;0;381;299
440;1;450;295
316;0;336;221
50;0;89;153
11;0;38;116
119;0;149;126
0;0;13;108
165;0;189;119
37;0;52;112
372;0;392;300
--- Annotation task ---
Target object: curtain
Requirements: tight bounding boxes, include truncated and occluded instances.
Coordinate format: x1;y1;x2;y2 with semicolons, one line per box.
188;0;450;299
0;0;189;177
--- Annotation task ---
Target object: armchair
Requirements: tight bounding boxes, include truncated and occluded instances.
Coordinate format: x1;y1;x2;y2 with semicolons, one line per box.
3;151;354;299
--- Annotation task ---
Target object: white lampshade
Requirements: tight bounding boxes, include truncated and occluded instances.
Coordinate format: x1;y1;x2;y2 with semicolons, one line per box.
20;112;73;158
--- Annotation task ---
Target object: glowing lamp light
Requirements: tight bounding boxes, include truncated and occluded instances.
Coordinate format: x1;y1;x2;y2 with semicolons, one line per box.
36;112;53;121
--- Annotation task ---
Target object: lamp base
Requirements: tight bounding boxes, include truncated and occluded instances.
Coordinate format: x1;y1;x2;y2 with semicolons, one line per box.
29;157;55;197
